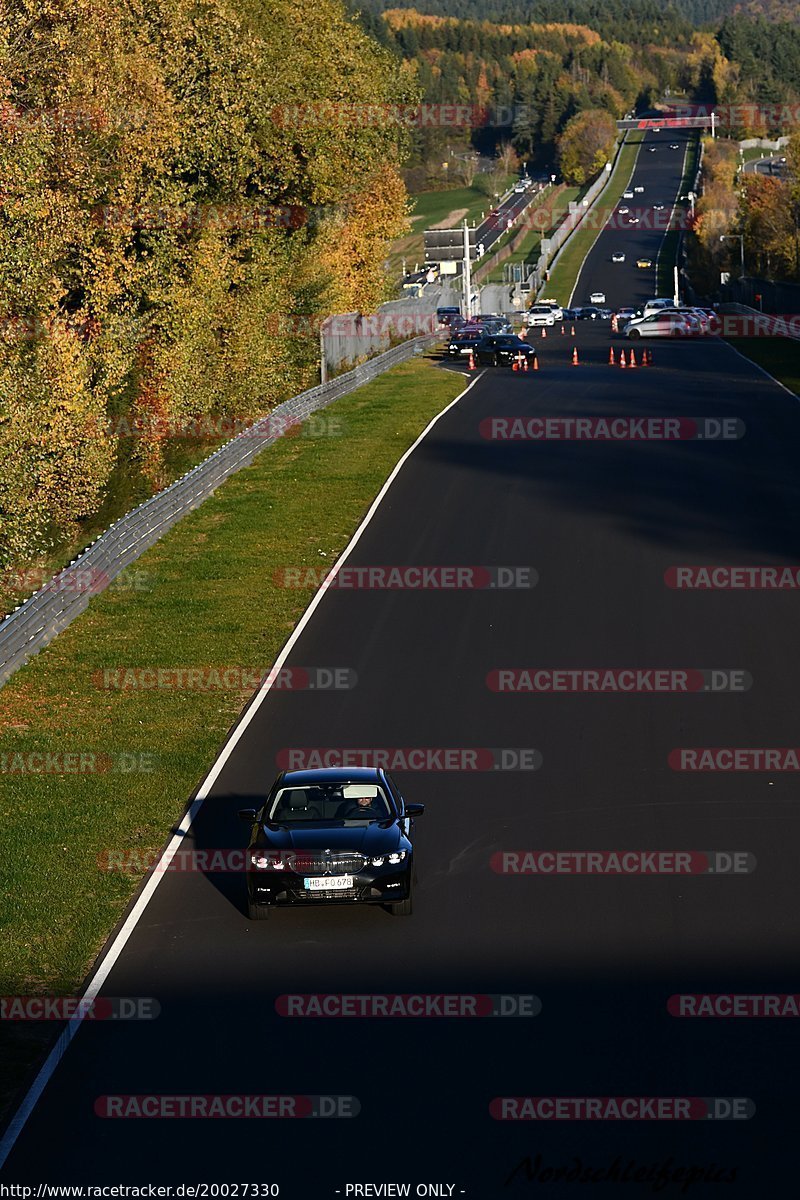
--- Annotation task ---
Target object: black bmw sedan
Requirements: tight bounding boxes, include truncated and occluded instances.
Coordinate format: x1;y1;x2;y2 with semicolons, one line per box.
475;334;537;367
239;767;423;919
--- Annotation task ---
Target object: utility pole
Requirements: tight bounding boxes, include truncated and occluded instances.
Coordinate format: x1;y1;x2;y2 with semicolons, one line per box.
462;218;472;319
711;111;716;139
673;265;679;306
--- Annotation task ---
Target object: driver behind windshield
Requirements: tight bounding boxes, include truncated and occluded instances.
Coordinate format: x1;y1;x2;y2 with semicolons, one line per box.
340;791;386;819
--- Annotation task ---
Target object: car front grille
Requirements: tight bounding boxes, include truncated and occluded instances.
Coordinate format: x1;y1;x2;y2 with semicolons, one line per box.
285;851;366;875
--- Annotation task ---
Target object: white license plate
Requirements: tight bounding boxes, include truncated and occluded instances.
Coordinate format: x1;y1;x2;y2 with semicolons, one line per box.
303;875;353;891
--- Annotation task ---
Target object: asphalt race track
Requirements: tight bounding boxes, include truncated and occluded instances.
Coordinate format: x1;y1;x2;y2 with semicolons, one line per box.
3;133;800;1194
571;128;692;313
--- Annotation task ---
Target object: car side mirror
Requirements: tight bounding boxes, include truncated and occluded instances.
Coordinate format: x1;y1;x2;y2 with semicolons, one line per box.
238;808;258;822
404;803;425;817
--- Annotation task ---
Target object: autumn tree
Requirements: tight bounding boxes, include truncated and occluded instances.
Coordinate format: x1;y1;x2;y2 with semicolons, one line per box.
556;108;616;185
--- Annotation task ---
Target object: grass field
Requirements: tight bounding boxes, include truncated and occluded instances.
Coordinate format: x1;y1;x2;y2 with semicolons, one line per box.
545;132;644;306
387;173;516;279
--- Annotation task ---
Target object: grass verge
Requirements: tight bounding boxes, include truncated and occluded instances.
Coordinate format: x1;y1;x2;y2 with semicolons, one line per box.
725;337;800;394
0;352;465;1118
545;132;644;307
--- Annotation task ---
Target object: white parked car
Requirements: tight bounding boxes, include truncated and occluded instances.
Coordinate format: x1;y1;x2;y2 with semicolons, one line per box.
589;291;606;304
526;304;556;327
642;298;675;317
539;298;564;321
624;312;692;338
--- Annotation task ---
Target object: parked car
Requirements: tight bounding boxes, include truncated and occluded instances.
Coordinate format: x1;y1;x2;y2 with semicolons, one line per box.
611;251;626;263
540;298;564;320
436;306;461;327
240;767;424;918
611;306;637;332
623;311;692;338
447;330;484;357
589;291;606;304
576;305;602;320
526;304;556;327
476;334;538;366
642;298;675;317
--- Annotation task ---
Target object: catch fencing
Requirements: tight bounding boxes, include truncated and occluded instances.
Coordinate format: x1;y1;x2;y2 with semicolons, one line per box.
321;287;461;375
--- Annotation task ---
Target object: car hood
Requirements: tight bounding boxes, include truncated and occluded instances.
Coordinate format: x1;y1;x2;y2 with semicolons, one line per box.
256;822;402;853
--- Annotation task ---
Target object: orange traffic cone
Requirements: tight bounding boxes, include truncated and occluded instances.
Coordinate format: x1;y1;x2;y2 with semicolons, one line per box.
532;354;539;370
619;350;626;368
571;346;579;366
629;349;637;368
561;324;565;335
608;347;615;365
512;358;519;371
570;325;576;337
522;355;529;372
468;349;476;371
644;348;652;366
541;326;547;338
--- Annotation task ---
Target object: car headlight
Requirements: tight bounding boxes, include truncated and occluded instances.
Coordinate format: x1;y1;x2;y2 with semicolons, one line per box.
368;851;407;867
251;852;283;870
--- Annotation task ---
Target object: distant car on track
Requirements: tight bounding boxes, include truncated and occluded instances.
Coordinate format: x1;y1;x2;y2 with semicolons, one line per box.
670;143;680;149
240;768;424;918
636;257;653;268
618;206;630;215
623;190;634;199
634;185;645;193
589;291;606;304
653;203;665;211
611;251;626;263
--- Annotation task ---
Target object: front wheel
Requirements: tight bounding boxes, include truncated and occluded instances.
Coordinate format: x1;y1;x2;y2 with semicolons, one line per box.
389;894;413;916
493;353;501;367
628;328;641;340
247;899;271;920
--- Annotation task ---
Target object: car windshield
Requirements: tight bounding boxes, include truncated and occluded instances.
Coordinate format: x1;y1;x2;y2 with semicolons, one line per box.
268;783;392;824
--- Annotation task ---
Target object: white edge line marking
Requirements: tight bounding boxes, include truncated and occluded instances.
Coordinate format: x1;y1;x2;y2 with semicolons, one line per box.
0;368;484;1167
722;339;800;402
567;133;641;309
